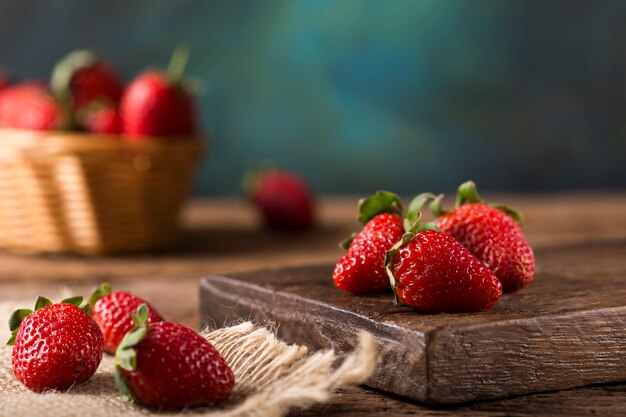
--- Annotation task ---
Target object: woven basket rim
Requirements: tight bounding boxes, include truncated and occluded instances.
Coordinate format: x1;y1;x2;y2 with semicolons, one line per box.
0;128;206;154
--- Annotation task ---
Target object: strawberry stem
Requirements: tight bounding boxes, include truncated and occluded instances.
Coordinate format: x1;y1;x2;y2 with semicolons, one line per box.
455;180;482;207
166;45;191;85
404;193;441;233
50;50;99;130
429;193;448;217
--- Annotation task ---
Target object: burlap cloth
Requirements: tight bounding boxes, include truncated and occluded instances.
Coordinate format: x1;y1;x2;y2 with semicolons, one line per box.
0;301;376;417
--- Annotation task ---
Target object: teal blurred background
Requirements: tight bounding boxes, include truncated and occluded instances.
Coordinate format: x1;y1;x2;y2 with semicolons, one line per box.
1;0;626;195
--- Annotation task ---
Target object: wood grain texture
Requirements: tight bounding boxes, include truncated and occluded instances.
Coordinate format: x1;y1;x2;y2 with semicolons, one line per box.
1;195;626;415
200;238;626;404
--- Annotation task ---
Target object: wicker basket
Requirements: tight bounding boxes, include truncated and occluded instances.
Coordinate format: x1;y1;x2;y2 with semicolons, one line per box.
0;128;203;255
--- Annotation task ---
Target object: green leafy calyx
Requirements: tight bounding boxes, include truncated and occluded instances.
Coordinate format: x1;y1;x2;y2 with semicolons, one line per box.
404;193;441;233
50;49;99;129
34;296;53;311
385;193;441;305
357;191;403;225
7;309;32;346
115;303;149;372
114;304;150;404
86;282;112;312
455;180;523;225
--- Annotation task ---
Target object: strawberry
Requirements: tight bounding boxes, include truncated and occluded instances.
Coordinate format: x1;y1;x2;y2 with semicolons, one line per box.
50;50;124;111
76;102;122;134
0;82;64;130
121;48;196;138
387;229;502;313
431;181;535;292
88;283;163;354
333;191;405;293
245;168;315;231
383;195;502;313
8;296;104;392
115;305;235;409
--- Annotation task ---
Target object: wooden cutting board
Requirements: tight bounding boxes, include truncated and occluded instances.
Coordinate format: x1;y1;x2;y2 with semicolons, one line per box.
199;240;626;404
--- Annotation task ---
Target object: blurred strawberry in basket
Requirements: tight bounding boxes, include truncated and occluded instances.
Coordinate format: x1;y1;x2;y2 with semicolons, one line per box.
51;50;124;111
0;82;65;130
121;47;196;138
76;101;122;134
245;168;315;231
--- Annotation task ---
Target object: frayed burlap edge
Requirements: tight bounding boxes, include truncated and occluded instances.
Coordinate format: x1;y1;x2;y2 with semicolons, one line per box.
0;302;377;417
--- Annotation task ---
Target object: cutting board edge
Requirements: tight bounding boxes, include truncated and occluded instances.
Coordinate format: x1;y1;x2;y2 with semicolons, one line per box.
199;275;430;402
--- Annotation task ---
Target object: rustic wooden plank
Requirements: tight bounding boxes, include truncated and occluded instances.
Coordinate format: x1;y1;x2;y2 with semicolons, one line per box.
2;195;626;414
1;194;626;283
200;239;626;404
294;383;626;417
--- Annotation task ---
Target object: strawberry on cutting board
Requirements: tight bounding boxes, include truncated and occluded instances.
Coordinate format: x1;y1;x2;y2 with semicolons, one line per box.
0;82;64;130
245;168;316;231
431;181;535;292
114;304;234;410
385;194;503;313
333;191;405;293
88;283;163;354
120;48;196;138
387;230;503;313
8;296;104;392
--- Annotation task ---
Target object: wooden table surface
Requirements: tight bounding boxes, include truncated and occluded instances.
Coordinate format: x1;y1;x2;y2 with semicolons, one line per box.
2;194;626;416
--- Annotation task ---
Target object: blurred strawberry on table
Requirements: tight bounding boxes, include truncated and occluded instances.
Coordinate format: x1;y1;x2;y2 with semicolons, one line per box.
245;168;315;231
121;47;196;138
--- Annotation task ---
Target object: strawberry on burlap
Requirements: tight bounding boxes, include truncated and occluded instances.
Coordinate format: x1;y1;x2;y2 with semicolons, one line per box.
0;301;376;417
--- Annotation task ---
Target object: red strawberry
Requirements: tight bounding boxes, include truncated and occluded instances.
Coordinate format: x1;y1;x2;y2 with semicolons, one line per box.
50;50;124;111
0;82;64;130
246;168;315;231
121;48;196;138
88;283;163;354
77;102;122;134
432;181;535;292
115;305;235;409
333;191;405;293
8;296;104;392
387;229;502;313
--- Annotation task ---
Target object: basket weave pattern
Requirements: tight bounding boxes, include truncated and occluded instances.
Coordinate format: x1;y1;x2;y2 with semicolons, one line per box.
0;128;202;255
